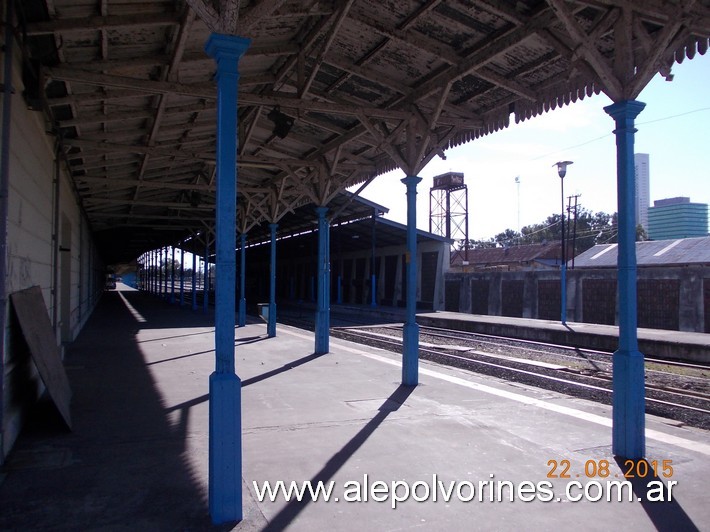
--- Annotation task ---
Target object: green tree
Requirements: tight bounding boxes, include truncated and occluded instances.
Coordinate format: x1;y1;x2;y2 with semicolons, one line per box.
460;209;644;257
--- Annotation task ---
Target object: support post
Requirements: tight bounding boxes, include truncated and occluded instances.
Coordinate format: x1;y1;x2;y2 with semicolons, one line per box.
560;175;566;324
192;246;198;310
170;246;176;303
205;33;250;525
156;249;160;296
180;244;185;306
164;247;169;298
315;206;330;354
204;240;209;312
604;100;646;460
401;175;422;386
371;208;377;307
239;233;246;327
267;223;277;338
561;267;567;325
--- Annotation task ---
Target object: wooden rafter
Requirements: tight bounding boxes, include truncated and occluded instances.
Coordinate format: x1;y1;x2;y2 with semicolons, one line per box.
19;0;710;259
546;0;624;100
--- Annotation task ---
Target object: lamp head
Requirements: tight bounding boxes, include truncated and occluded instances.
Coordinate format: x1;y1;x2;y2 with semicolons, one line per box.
553;160;573;178
267;106;294;139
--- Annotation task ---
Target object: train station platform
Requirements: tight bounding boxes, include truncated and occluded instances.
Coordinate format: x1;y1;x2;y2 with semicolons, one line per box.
315;300;708;363
1;286;709;530
415;312;710;363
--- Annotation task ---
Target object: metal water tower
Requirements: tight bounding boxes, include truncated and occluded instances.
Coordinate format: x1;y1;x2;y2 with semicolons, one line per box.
429;172;469;263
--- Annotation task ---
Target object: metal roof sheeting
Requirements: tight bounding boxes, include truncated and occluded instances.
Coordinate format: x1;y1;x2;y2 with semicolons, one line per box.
572;237;710;268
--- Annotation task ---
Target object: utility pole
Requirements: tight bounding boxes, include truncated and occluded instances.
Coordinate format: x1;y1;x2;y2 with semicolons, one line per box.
566;195;572;267
515;176;521;232
570;195;581;268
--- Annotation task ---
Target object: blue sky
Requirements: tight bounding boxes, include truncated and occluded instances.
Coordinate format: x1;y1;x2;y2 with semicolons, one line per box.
357;52;710;240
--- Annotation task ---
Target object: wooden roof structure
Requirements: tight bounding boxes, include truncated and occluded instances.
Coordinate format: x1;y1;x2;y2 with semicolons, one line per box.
16;0;710;262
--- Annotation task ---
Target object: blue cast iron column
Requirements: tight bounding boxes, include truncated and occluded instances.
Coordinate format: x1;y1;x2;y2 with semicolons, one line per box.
268;223;277;337
204;239;209;312
238;232;246;327
180;245;185;305
192;245;198;310
170;246;176;303
154;249;158;295
315;206;330;354
205;32;250;524
401;175;422;386
604;100;646;459
156;249;160;295
164;247;169;297
370;209;377;307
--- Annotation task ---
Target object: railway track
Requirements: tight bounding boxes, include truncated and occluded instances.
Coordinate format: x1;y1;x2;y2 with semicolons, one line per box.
328;323;710;430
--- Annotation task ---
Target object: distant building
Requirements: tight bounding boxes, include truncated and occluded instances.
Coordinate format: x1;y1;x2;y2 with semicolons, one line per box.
571;235;710;268
634;153;650;231
647;197;709;240
450;242;561;271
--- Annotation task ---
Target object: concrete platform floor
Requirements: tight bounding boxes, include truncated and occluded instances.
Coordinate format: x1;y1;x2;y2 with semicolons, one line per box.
1;286;709;531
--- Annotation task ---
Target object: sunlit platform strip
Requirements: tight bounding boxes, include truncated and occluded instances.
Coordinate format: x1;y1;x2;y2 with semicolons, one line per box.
1;290;708;530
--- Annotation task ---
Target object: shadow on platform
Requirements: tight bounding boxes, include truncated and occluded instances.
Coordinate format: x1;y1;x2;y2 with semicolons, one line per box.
0;290;223;530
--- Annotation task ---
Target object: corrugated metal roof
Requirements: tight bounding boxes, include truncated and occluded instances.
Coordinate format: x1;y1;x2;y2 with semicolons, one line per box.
451;242;561;266
573;237;710;268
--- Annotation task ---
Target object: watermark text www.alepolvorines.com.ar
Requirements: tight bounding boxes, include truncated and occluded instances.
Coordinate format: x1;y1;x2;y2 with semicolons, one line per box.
253;473;678;509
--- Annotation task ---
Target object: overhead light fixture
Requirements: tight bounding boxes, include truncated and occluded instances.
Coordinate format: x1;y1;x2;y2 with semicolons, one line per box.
267;106;294;139
554;160;573;178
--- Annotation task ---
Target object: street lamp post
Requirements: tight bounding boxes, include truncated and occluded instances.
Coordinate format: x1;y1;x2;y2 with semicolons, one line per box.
554;161;573;324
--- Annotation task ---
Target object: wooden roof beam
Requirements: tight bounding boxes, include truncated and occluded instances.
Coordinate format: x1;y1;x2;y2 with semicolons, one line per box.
75;176;215;192
395;8;556;107
84;197;215;210
628;11;694;97
25;13;180;35
299;0;357;98
546;0;624;100
325;0;442;94
44;67;411;120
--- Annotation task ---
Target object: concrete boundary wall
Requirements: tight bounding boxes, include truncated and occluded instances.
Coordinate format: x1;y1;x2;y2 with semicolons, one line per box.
1;40;103;461
445;265;710;333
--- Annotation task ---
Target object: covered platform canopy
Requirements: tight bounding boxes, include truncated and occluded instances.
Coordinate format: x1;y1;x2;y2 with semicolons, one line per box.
17;0;709;261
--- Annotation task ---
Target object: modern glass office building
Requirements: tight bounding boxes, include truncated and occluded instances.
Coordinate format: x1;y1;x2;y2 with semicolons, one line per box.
647;197;709;240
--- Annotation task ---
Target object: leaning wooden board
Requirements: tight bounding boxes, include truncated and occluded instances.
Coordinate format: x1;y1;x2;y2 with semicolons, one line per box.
9;285;72;429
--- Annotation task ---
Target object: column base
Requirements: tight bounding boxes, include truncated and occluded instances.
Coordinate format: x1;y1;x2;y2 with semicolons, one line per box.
208;372;242;524
612;349;645;459
402;322;419;386
267;303;277;337
315;309;329;354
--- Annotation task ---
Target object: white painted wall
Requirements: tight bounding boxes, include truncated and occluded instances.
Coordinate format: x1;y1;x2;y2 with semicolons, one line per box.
1;41;102;460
